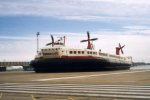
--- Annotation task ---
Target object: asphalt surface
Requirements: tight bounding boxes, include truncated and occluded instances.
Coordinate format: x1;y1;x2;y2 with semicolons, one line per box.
0;69;150;100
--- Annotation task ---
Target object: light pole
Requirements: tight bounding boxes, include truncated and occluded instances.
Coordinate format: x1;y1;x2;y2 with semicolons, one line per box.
36;32;40;54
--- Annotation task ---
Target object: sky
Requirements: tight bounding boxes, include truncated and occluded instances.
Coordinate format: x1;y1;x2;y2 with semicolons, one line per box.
0;0;150;62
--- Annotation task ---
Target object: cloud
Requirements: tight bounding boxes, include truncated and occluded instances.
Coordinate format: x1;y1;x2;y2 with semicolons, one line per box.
0;0;150;21
0;31;150;62
123;25;150;30
0;36;35;40
122;25;150;35
0;0;150;62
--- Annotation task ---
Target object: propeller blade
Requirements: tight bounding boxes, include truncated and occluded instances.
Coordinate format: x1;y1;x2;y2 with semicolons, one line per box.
121;45;125;54
46;43;52;46
90;38;98;41
51;35;54;43
121;48;124;54
81;40;88;42
121;45;125;48
87;31;90;39
118;43;125;54
119;43;121;48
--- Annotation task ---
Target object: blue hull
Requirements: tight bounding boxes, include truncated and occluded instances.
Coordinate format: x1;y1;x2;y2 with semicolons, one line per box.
30;58;131;72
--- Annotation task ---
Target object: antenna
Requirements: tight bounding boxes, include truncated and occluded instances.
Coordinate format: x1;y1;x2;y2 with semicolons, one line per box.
36;32;40;54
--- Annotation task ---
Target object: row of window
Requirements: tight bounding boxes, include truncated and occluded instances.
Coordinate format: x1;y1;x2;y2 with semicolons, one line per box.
69;51;84;54
42;48;61;51
69;51;124;59
42;49;98;55
42;49;99;56
42;50;103;56
69;51;98;55
43;52;58;55
41;50;127;60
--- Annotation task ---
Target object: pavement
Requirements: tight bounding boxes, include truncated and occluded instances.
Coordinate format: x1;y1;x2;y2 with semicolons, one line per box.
0;69;150;100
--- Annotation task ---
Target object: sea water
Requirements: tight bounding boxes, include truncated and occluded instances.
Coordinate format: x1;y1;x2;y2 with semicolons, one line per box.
131;65;150;70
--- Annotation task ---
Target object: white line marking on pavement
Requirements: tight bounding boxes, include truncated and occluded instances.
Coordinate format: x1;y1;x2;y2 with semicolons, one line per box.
31;95;36;100
34;70;150;81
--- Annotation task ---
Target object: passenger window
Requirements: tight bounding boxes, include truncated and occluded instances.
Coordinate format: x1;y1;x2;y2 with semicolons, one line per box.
78;51;81;54
82;51;84;54
70;51;73;54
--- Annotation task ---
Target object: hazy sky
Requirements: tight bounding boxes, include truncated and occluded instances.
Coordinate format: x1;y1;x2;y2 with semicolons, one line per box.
0;0;150;62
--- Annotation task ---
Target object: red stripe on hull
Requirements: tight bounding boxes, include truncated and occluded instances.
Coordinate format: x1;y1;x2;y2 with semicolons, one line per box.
61;56;98;59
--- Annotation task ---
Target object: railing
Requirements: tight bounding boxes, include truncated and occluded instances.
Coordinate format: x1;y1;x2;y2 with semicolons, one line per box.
0;61;30;67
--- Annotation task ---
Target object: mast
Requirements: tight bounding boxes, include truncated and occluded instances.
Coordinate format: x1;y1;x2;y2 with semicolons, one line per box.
63;36;66;46
36;32;40;54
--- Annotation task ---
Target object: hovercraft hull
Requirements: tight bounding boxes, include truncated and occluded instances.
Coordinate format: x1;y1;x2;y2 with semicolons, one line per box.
30;58;131;72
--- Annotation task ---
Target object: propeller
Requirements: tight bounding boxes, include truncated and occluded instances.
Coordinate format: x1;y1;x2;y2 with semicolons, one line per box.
80;31;98;42
119;43;125;54
80;31;98;49
46;35;54;46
